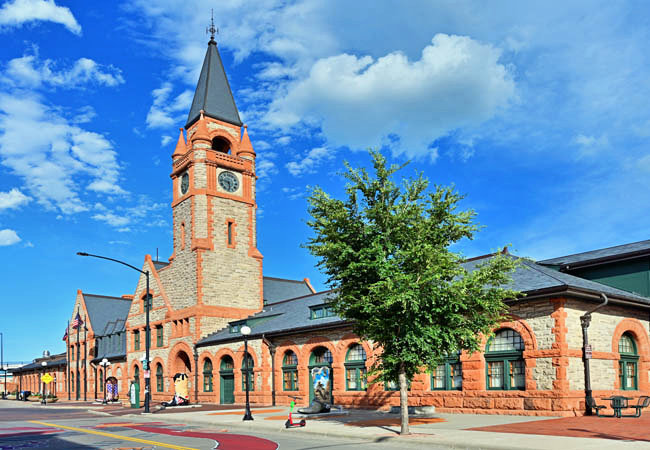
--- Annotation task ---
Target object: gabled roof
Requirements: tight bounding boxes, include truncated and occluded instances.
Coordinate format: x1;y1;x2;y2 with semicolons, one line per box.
263;276;314;305
83;294;132;337
185;38;242;129
538;239;650;269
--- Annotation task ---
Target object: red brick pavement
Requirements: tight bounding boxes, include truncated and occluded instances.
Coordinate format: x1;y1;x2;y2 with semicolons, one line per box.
469;414;650;441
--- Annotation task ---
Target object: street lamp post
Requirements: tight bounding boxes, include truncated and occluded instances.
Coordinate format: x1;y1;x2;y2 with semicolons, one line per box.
241;325;253;421
1;332;5;399
77;252;151;413
99;358;110;404
40;362;47;405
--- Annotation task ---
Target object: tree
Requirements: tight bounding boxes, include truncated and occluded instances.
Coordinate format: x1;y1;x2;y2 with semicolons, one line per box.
305;150;519;435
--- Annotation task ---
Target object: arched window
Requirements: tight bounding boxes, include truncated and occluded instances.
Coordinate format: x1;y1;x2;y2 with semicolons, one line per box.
432;351;462;391
134;366;140;385
345;344;367;391
619;333;638;390
282;351;298;391
486;329;525;390
220;356;234;372
241;353;254;391
156;363;164;392
71;371;74;392
203;359;213;392
212;137;231;153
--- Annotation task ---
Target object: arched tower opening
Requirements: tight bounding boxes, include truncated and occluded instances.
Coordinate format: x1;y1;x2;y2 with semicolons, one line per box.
212;136;231;154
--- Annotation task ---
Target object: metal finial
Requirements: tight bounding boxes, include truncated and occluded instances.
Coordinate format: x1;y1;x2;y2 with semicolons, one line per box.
206;9;218;42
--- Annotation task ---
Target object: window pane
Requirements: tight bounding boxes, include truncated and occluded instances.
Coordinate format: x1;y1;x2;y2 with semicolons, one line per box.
433;365;445;389
360;368;367;389
347;344;366;361
283;351;297;366
346;368;357;390
626;362;636;389
314;349;332;364
451;362;462;389
488;361;504;388
488;329;524;352
510;360;525;389
619;335;636;355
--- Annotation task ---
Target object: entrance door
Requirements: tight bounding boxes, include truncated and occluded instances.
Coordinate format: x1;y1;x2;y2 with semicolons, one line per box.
220;374;234;404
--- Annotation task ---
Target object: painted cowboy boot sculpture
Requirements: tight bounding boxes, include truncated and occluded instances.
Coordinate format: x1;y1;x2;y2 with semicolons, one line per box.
298;367;332;414
161;373;190;407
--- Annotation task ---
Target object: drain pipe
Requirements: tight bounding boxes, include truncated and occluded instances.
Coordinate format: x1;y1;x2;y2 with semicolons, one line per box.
193;344;199;405
581;293;608;415
262;335;276;406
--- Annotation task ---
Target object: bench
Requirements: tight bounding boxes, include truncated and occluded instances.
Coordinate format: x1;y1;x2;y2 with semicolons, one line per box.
589;396;650;418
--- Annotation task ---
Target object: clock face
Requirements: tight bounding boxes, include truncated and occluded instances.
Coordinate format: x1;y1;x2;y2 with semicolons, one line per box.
180;173;189;195
218;171;239;193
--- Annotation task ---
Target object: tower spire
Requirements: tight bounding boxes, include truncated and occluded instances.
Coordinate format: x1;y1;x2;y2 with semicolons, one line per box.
185;12;241;129
206;9;218;43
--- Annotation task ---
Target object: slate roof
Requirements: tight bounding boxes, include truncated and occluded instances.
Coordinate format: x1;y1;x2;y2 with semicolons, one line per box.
464;255;650;305
198;290;344;346
14;354;67;372
263;276;314;305
198;255;650;347
185;38;242;128
84;294;132;337
538;239;650;268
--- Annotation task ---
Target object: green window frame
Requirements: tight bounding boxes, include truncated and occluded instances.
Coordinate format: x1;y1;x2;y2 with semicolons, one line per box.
134;365;140;385
134;331;140;351
384;379;411;391
431;355;462;390
282;351;298;391
156;326;163;347
618;333;638;390
156;363;164;392
309;304;335;320
203;359;214;392
71;372;74;392
241;353;254;391
230;321;245;334
345;344;367;391
485;329;525;391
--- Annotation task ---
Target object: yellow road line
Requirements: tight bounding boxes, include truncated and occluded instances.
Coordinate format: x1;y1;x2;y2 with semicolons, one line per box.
29;420;199;450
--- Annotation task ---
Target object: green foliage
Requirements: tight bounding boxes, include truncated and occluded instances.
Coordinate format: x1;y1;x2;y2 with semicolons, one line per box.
305;150;520;383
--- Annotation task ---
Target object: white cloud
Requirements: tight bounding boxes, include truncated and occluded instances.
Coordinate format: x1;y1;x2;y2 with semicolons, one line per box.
90;195;167;230
0;188;30;211
281;186;304;200
0;0;81;35
72;105;96;124
573;134;609;157
268;34;515;158
286;147;333;176
146;82;193;128
91;212;130;227
161;135;172;146
0;228;21;246
0;93;126;213
4;53;124;89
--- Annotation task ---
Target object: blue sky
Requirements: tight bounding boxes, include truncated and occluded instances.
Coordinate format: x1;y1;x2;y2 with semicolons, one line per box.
1;0;649;363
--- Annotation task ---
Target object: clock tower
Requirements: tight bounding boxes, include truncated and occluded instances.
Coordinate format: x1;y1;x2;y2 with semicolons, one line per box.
167;33;263;327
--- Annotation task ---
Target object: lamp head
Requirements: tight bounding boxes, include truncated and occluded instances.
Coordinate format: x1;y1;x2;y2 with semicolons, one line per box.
240;325;251;336
76;252;89;256
41;361;47;367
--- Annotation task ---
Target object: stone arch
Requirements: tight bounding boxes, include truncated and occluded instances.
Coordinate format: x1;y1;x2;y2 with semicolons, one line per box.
234;345;258;370
168;341;195;375
612;318;650;356
336;333;372;365
299;336;336;364
209;129;239;154
490;316;538;352
275;341;301;370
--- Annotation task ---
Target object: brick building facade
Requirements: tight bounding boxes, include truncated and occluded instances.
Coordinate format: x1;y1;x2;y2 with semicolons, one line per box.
14;35;650;417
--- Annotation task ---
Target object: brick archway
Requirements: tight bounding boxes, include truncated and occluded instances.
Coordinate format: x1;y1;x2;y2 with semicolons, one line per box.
612;318;650;391
168;342;195;376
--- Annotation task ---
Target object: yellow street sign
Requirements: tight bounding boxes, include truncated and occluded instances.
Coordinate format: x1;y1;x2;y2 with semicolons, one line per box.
41;374;53;384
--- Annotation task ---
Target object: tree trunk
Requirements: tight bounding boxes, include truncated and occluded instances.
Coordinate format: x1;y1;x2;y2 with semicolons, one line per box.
398;364;410;435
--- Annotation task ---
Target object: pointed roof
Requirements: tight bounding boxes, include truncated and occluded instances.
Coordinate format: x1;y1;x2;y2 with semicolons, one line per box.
186;38;242;129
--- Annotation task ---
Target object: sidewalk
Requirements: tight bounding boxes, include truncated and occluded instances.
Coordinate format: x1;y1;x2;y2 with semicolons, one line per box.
99;404;650;449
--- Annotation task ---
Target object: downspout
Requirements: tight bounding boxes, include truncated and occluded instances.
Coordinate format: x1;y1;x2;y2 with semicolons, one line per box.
580;293;608;415
262;334;276;406
193;344;199;405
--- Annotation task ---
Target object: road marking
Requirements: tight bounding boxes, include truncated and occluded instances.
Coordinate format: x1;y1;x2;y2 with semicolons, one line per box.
28;421;199;450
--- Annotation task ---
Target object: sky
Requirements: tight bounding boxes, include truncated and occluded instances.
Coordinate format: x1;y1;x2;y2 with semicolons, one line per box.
1;0;649;363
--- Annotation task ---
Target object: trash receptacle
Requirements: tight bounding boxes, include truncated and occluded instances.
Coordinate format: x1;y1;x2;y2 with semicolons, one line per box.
23;391;30;401
129;382;140;408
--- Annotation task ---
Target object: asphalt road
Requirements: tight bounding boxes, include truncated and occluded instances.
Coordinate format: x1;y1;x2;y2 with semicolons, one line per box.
0;402;411;450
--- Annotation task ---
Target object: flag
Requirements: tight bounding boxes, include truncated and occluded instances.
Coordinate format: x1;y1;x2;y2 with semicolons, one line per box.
62;329;68;341
72;313;83;329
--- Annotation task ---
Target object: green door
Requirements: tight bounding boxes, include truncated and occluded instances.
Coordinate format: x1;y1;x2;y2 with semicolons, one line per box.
220;374;234;404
